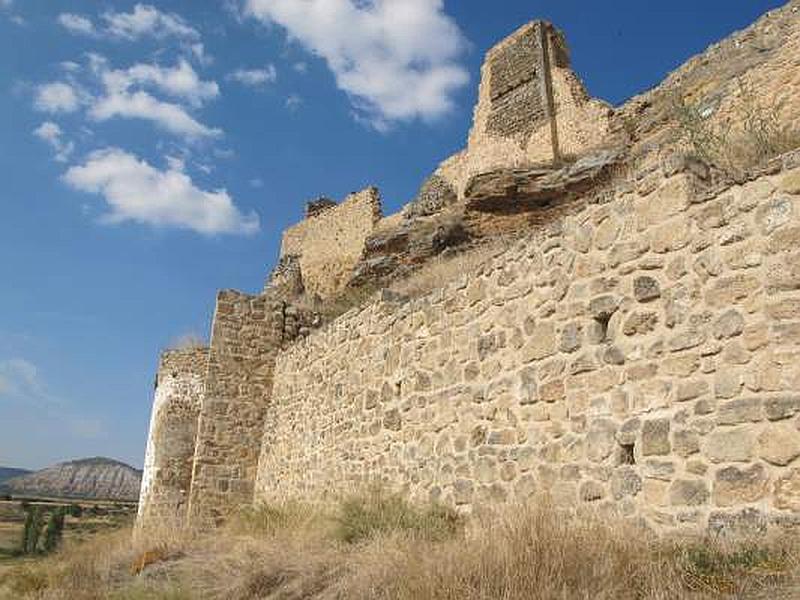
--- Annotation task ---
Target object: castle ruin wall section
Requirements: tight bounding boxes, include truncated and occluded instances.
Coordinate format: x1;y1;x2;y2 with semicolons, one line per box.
274;188;383;299
136;347;207;533
186;290;287;527
434;21;613;201
256;161;800;535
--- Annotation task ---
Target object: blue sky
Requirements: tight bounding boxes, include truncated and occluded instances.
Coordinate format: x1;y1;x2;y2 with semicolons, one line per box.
0;0;785;470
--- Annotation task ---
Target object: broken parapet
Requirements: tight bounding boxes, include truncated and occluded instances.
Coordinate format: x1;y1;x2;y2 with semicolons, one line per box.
433;20;616;200
268;187;384;300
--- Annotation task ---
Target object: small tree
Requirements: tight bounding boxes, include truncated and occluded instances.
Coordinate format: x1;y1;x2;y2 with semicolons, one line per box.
42;508;65;553
20;505;44;554
67;503;83;518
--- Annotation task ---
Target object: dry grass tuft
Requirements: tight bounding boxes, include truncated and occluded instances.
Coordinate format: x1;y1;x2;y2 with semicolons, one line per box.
2;495;798;600
670;79;800;179
387;240;505;300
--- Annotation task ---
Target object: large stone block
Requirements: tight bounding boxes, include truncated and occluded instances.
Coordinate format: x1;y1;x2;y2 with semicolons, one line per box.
704;427;755;463
713;464;769;506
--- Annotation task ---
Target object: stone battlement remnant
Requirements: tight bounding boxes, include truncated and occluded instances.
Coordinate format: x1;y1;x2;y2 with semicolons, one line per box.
138;3;800;537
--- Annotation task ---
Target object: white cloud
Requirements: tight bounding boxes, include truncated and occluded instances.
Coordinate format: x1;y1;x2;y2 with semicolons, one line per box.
103;3;199;41
245;0;469;128
249;177;264;188
0;0;12;9
227;65;277;87
34;82;82;113
58;13;96;35
293;61;308;74
33;121;75;163
102;59;219;107
90;90;221;138
81;55;221;139
63;148;260;235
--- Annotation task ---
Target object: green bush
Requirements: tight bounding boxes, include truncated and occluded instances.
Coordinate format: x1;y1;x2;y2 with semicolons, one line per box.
334;492;461;544
20;505;44;555
42;507;66;553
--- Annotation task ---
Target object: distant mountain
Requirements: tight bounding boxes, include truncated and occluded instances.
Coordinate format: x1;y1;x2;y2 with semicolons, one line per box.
2;457;142;501
0;467;32;486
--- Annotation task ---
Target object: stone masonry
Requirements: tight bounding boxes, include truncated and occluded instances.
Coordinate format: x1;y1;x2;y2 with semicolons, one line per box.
186;290;288;527
257;158;800;534
137;3;800;536
136;348;207;533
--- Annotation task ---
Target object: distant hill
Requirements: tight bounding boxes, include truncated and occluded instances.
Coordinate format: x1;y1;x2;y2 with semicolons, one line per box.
0;467;32;486
2;457;142;501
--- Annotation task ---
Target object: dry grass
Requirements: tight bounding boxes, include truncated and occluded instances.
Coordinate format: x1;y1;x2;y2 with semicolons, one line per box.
2;495;798;600
670;80;800;179
387;240;506;299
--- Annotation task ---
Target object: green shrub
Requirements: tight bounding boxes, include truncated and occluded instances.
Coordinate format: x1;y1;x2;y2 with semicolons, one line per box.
20;505;44;554
334;492;461;544
42;508;66;553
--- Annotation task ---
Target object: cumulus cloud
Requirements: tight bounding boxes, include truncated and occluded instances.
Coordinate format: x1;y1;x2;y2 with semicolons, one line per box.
244;0;469;128
33;121;75;162
102;59;219;107
227;65;277;87
63;148;260;235
58;4;203;60
34;82;82;113
90;91;221;138
84;55;221;139
58;13;96;35
103;3;199;41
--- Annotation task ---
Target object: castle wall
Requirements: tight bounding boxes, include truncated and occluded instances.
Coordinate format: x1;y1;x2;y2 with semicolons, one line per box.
276;188;382;299
256;160;800;535
434;21;613;200
136;347;207;532
186;290;287;527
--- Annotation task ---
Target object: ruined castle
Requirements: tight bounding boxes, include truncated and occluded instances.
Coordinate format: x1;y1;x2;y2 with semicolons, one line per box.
137;3;800;536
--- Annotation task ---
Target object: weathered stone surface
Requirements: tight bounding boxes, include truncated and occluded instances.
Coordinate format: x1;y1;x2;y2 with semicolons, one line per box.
405;174;458;218
774;468;800;511
716;398;763;425
611;467;642;500
670;479;710;506
464;150;622;213
641;419;671;456
758;424;800;466
765;396;800;421
704;427;755;463
634;276;661;303
713;464;769;507
586;419;617;462
673;430;700;457
713;309;745;339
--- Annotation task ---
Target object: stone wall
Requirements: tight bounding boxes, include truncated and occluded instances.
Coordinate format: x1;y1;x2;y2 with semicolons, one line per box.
275;188;383;299
136;347;207;532
186;291;287;527
256;158;800;535
434;21;613;200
